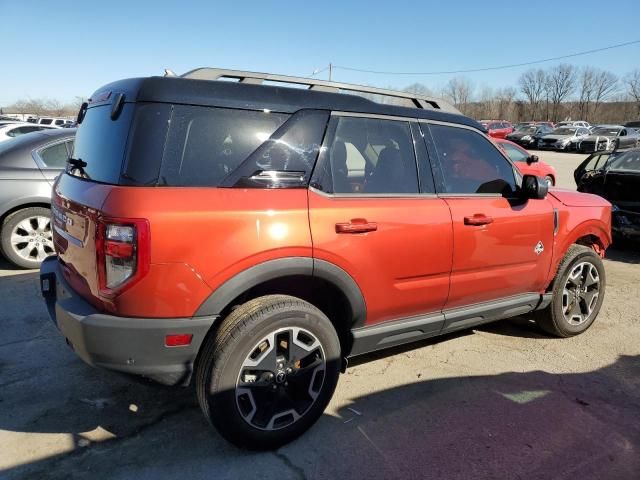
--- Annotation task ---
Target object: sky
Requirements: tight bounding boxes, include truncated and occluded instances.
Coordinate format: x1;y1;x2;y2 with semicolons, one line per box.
2;0;640;106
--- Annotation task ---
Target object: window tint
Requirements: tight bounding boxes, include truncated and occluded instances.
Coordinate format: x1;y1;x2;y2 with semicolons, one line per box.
313;116;419;194
39;119;53;125
501;142;528;163
69;104;135;184
54;119;64;125
430;124;516;195
160;106;289;187
223;110;329;188
39;142;69;168
609;150;640;171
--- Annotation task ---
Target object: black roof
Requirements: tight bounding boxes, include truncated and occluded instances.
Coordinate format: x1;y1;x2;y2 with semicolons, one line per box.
90;76;482;130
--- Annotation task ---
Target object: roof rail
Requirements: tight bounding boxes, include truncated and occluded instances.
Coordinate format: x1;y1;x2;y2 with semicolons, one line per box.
179;68;461;115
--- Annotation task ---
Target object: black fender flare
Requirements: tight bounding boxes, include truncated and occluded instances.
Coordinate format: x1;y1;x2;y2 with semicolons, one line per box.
194;257;366;327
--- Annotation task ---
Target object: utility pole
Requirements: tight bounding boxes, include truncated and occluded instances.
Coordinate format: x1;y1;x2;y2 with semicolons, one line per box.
329;63;332;81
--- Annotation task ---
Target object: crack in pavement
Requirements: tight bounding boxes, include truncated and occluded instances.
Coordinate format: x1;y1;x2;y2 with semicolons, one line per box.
273;450;307;480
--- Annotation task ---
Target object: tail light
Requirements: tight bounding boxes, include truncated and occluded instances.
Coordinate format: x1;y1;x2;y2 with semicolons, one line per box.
96;217;150;297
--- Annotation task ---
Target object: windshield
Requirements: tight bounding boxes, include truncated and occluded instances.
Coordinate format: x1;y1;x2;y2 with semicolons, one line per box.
551;128;577;135
591;128;620;136
608;150;640;171
516;126;537;133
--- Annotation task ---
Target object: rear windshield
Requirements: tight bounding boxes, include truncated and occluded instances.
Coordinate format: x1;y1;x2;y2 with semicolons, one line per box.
69;104;134;184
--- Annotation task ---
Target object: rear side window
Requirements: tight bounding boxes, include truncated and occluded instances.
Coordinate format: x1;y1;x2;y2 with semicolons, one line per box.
160;106;289;187
429;124;516;195
69;104;134;184
39;142;69;168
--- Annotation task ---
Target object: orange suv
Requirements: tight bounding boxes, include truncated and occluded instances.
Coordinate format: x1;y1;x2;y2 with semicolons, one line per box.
40;68;612;449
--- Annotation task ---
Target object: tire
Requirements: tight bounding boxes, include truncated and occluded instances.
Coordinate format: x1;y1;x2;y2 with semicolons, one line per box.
195;295;341;449
534;245;606;337
0;207;54;269
544;175;555;187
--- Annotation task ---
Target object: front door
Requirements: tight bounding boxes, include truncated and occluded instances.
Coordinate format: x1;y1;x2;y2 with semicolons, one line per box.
308;114;452;328
424;122;554;312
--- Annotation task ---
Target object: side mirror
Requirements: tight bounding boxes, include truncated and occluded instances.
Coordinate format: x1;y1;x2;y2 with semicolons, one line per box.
521;174;548;199
526;154;539;165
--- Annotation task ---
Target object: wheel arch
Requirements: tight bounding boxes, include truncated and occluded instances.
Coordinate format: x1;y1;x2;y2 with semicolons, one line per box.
0;200;51;226
194;257;366;361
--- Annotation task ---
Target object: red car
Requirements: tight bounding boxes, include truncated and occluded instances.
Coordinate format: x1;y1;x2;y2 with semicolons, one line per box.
480;119;513;139
40;69;611;449
495;138;557;186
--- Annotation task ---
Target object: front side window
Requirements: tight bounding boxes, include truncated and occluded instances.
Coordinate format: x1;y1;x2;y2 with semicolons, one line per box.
39;142;69;168
429;124;516;195
500;142;528;163
313;116;419;195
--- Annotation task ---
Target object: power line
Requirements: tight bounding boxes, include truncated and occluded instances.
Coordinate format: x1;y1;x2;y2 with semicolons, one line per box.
330;39;640;76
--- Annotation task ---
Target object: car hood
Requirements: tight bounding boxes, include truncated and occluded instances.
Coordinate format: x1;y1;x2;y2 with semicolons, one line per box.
507;132;529;139
541;134;571;141
548;188;611;207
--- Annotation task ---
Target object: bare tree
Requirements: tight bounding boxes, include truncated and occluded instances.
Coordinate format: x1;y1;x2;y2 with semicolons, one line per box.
518;69;546;119
545;64;576;122
443;76;473;113
577;67;596;120
403;83;433;96
623;69;640;116
495;87;516;119
591;70;618;120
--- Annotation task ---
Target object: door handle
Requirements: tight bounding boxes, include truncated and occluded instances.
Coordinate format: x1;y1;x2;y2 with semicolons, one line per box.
335;219;378;234
464;214;494;226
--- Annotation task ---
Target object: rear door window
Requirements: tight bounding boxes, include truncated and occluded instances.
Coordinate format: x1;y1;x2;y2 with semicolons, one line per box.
39;142;70;168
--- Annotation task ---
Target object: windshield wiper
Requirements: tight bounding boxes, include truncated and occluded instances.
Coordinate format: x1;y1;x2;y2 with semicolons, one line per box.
68;157;87;168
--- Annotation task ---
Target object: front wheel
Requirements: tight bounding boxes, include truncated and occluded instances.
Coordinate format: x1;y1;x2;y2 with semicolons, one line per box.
534;245;606;337
544;175;555;187
195;295;341;449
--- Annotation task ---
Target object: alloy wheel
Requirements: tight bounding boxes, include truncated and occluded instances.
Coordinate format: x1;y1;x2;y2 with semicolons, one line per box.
235;326;326;431
562;261;600;325
10;215;54;263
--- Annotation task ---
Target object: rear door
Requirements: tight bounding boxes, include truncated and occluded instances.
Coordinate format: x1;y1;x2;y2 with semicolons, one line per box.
309;113;452;327
422;121;554;316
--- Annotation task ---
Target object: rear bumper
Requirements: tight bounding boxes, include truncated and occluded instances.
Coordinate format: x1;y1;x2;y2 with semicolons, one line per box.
40;256;217;385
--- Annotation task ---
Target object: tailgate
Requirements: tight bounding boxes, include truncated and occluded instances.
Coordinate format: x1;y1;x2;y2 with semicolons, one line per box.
52;173;112;304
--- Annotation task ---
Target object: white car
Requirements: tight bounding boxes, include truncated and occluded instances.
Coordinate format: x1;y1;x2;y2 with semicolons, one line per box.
0;123;55;142
35;117;74;127
556;121;591;129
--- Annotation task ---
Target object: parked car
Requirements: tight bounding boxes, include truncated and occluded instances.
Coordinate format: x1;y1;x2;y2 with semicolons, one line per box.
36;117;73;127
40;68;611;449
573;150;613;186
576;148;640;240
0;129;75;268
576;125;640;153
538;126;590;151
556;120;591;129
494;138;557;186
0;123;56;142
624;120;640;129
479;120;513;138
505;124;554;149
512;122;534;131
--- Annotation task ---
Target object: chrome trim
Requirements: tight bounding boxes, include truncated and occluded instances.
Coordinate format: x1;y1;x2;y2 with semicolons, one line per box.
309;186;437;199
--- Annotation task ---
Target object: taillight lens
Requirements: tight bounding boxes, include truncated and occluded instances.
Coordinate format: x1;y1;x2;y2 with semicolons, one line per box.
96;218;150;297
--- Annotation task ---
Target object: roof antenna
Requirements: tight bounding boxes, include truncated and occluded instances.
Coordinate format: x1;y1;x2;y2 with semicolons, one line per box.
164;69;177;77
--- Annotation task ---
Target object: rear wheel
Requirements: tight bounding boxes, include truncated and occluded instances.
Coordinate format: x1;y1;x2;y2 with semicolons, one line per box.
534;245;605;337
544;175;555;187
0;207;54;269
195;295;341;449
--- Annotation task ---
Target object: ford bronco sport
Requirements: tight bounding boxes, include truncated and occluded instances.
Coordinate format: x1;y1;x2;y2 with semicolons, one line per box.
40;68;612;449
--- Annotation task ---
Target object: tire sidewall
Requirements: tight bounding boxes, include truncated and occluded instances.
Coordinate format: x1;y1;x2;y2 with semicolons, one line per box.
551;249;606;335
204;305;341;449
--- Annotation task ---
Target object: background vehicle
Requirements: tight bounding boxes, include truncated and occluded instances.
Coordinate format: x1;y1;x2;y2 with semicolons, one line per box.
0;129;75;268
40;69;611;449
0;122;55;142
479;120;513;138
506;124;554;149
556;121;591;129
494;138;556;186
576;125;640;153
36;117;73;127
538;126;590;151
576;148;640;240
